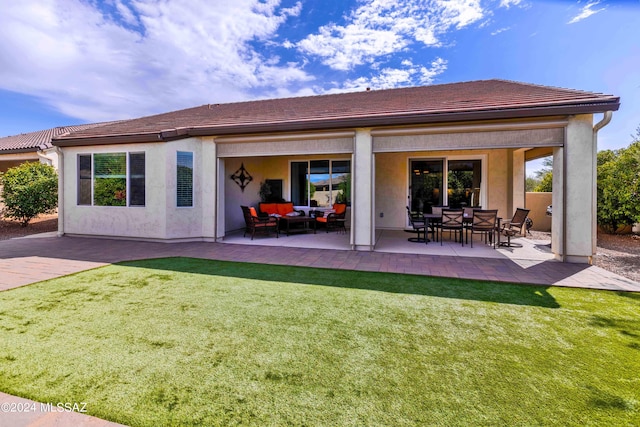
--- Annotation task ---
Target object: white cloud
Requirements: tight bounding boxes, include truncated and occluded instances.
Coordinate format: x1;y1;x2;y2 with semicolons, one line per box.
0;0;310;121
499;0;523;8
491;26;511;35
297;0;484;71
568;1;605;24
0;0;504;124
335;57;448;92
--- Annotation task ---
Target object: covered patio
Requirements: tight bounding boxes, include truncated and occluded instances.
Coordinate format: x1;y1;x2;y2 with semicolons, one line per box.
223;226;554;263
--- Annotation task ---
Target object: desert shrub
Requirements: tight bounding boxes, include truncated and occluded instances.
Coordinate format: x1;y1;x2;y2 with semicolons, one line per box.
0;162;57;226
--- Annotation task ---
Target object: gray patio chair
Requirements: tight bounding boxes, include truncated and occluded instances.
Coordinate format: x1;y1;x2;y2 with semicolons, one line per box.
498;208;530;247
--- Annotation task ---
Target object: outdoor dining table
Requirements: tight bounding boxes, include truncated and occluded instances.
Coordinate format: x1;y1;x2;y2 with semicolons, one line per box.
422;213;441;244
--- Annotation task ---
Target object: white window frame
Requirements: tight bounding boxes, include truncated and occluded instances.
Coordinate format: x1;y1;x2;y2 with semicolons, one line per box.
288;158;351;208
176;151;194;208
76;152;146;207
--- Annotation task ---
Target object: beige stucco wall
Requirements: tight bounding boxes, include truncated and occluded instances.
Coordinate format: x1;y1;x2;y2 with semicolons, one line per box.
62;138;213;240
526;192;552;232
62;142;166;238
374;149;510;229
0;153;41;173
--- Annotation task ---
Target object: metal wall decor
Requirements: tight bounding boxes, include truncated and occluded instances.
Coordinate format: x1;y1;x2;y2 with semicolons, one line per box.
230;162;253;192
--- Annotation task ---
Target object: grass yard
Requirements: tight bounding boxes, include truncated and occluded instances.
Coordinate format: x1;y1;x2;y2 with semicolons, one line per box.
0;257;638;426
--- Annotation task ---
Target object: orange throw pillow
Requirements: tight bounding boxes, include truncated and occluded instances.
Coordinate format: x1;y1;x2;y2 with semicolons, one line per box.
249;207;258;217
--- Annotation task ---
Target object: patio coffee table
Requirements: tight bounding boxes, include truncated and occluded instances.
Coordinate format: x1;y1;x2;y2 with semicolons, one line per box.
279;216;317;236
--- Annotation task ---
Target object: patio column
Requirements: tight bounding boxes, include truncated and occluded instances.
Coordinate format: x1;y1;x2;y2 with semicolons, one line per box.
215;156;225;242
352;128;375;250
554;114;596;263
201;137;216;240
512;149;526;214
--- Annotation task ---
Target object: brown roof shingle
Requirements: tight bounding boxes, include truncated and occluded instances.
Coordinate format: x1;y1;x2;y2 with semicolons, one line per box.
0;122;119;153
53;79;619;146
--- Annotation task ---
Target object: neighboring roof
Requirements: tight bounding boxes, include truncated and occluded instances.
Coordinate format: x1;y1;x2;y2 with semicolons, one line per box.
53;79;620;147
0;122;118;154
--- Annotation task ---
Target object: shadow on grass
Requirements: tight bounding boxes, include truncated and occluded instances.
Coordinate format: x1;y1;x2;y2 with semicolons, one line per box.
117;257;560;308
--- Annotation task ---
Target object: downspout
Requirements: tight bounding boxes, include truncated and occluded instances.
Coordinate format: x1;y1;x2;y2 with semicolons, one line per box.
594;111;613;133
36;149;53;166
54;147;64;237
562;127;567;262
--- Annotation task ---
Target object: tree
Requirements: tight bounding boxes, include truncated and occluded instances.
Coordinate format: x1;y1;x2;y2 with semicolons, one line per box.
597;128;640;233
525;176;540;192
0;162;58;227
534;172;553;192
533;156;553;192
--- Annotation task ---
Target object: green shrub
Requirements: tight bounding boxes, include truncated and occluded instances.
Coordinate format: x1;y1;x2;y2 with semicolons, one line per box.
597;139;640;233
0;162;58;226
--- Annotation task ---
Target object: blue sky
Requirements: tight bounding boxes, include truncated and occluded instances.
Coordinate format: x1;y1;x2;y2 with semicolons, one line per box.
1;0;638;174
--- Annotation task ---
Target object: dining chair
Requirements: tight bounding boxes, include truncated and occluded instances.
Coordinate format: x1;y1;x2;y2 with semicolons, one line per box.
462;206;476;243
440;209;464;246
469;209;498;248
429;206;448;242
406;206;426;242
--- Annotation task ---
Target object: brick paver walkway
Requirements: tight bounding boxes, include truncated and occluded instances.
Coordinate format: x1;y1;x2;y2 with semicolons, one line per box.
0;235;638;426
1;236;639;292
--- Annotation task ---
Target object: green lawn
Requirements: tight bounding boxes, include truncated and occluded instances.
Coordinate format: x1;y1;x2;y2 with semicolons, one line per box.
0;257;638;426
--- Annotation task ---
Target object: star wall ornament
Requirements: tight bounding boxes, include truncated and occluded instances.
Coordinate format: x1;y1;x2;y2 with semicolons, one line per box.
230;163;253;192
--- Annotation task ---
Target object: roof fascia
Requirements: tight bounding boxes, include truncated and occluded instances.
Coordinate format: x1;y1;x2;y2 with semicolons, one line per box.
0;147;39;155
52;133;163;147
52;99;620;147
189;101;620;136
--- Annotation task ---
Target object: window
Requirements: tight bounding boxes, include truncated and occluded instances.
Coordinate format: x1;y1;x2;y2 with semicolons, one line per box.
77;155;92;205
291;160;351;207
177;151;193;207
447;159;482;208
129;153;146;206
94;153;126;206
409;158;482;213
77;152;145;207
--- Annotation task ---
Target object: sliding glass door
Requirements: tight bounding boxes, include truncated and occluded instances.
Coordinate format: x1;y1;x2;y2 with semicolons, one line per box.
410;158;482;213
291;159;351;207
409;160;443;213
447;159;482;208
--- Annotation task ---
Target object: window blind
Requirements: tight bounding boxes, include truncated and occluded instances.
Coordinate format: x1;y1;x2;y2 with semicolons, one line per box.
177;151;193;207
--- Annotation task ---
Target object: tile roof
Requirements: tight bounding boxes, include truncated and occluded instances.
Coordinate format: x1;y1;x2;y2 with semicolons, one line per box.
53;79;619;146
0;122;118;153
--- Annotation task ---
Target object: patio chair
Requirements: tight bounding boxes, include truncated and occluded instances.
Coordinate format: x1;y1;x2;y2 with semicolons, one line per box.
469;209;498;248
241;206;279;240
498;208;530;247
406;206;426;242
440;209;464;246
428;206;448;242
462;206;480;243
316;203;347;233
